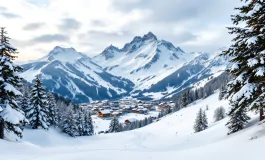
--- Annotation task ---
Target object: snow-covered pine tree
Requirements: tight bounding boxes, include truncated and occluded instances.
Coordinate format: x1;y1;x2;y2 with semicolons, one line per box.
20;96;29;114
143;117;148;126
0;27;26;139
76;109;84;136
46;92;58;127
109;116;120;133
83;111;94;136
173;102;180;112
213;106;226;122
137;120;142;128
202;110;208;130
180;92;188;108
218;85;226;100
26;75;49;130
147;116;153;124
56;100;67;128
62;105;78;137
193;108;207;133
226;107;250;135
119;123;123;132
19;83;30;112
222;0;265;125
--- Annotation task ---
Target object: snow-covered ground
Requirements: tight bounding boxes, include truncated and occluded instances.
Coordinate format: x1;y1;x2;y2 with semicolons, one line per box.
1;92;264;160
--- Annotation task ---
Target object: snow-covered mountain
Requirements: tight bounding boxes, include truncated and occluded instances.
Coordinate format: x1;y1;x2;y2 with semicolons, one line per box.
93;32;196;92
93;33;230;100
21;46;134;103
136;49;231;99
20;33;230;103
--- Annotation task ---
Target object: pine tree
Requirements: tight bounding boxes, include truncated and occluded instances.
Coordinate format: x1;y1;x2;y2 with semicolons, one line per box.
119;123;123;132
0;27;26;139
180;92;188;108
20;96;29;113
62;105;78;137
143;117;148;126
46;92;58;127
147;116;153;124
226;107;250;135
213;106;226;122
56;100;67;128
222;0;265;124
26;75;49;130
173;102;180;112
109;116;120;133
218;85;226;100
76;109;84;136
194;108;208;133
83;111;94;136
202;110;208;130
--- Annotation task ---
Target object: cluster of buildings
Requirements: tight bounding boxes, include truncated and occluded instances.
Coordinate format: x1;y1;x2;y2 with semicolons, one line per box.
80;97;176;118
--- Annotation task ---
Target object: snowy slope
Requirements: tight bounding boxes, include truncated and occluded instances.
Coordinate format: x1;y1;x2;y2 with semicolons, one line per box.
93;32;196;92
21;46;134;103
1;92;264;160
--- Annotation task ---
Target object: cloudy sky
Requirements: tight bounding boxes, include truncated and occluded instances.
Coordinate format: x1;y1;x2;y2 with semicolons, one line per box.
0;0;241;61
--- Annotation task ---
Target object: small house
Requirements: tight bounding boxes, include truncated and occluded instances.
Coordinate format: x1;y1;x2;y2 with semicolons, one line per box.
125;118;137;124
158;103;170;111
98;109;111;117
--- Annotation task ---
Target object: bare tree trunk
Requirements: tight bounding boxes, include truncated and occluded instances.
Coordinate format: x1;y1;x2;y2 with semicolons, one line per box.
260;108;264;121
0;119;4;139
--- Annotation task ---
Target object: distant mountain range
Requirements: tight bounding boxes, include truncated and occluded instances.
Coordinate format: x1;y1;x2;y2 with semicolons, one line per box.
20;32;230;103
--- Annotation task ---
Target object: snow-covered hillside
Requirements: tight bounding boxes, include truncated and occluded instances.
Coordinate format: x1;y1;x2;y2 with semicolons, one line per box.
21;46;134;103
1;92;264;160
93;32;196;91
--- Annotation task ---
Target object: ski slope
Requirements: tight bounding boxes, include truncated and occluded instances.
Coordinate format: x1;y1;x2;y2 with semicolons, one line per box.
0;92;264;160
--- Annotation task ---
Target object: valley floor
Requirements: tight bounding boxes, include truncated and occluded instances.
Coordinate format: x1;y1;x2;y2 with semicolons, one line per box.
1;92;264;160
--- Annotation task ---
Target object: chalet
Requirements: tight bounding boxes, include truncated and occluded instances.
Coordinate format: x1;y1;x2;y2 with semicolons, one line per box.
98;109;111;117
158;103;170;111
125;118;137;124
137;108;148;114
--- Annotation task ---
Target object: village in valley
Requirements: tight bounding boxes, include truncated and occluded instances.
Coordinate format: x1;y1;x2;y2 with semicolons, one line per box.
79;98;176;133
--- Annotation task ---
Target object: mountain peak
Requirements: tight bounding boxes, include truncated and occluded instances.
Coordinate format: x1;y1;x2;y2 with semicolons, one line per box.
40;46;88;63
51;46;77;54
105;44;119;51
142;32;157;41
99;44;120;60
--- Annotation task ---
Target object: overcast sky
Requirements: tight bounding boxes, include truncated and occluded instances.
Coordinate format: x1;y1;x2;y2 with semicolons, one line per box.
0;0;241;61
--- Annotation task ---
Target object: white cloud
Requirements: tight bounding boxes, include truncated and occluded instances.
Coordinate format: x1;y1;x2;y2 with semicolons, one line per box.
0;0;239;61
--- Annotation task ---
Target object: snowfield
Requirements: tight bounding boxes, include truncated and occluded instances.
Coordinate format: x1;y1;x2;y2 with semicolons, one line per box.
1;92;264;160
